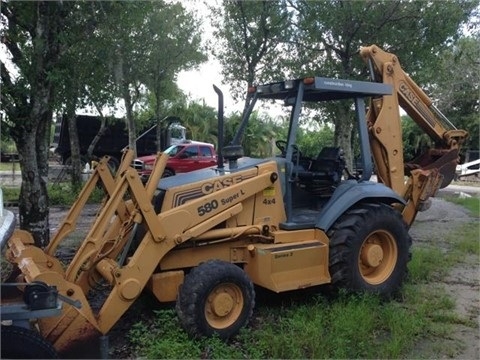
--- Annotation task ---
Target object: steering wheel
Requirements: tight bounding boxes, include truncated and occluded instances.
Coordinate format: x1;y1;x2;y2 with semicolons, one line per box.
276;140;304;162
275;140;288;156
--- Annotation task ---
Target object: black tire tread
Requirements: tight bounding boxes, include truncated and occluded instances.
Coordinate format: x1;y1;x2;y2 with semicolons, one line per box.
162;168;175;177
327;203;412;297
176;259;255;339
1;325;58;359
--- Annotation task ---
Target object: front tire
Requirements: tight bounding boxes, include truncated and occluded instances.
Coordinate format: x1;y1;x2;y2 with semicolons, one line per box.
176;260;255;339
162;168;174;178
328;203;412;298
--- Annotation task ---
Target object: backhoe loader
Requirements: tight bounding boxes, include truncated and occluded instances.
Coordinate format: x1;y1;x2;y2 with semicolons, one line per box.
0;45;467;358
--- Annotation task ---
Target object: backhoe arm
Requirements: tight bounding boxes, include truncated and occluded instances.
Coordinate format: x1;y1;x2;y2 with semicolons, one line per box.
359;45;468;225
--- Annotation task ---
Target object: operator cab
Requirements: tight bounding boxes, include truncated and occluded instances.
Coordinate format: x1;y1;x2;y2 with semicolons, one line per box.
295;146;346;195
216;76;393;229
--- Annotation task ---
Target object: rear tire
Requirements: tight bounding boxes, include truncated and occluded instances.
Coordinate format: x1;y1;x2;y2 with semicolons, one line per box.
176;260;255;339
328;203;412;298
1;325;58;359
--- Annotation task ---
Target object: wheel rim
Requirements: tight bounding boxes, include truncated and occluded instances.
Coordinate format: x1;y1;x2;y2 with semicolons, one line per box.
205;283;244;329
358;230;398;285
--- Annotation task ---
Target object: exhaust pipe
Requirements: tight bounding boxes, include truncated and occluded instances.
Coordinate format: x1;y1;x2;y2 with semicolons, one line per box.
213;85;224;169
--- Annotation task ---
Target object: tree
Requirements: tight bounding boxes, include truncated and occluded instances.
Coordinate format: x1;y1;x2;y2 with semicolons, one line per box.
54;1;112;186
142;2;207;151
0;1;204;246
286;0;478;169
401;115;432;161
223;111;281;157
90;1;206;155
211;0;291;115
430;36;480;152
1;1;69;246
169;98;218;145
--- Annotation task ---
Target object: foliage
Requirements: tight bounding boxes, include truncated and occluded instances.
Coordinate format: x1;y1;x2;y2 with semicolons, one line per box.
164;96;219;146
0;0;70;246
223;111;283;157
286;0;478;167
401;115;433;162
47;183;104;206
1;187;20;203
127;290;446;359
2;182;104;206
430;36;480;152
139;1;207;150
291;0;478;80
211;0;291;113
297;125;334;158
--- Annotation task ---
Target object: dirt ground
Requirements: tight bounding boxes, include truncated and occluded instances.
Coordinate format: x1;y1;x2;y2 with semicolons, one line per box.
407;197;479;359
8;193;479;359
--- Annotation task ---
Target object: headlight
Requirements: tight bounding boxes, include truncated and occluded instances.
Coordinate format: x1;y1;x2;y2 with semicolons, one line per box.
144;163;154;171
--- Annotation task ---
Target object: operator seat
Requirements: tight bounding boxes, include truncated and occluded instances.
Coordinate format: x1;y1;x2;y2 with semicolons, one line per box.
296;147;346;194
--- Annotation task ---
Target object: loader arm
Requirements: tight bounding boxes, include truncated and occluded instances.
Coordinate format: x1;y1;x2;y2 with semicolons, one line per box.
8;152;279;351
359;45;468;225
45;151;135;256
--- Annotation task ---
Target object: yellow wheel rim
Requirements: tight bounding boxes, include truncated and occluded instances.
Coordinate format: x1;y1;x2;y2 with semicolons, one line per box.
205;283;244;329
358;230;398;285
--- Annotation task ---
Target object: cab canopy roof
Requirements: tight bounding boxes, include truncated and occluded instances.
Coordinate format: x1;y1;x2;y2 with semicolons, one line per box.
252;76;392;102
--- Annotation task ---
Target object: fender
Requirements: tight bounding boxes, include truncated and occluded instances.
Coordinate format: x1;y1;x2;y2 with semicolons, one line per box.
315;180;406;231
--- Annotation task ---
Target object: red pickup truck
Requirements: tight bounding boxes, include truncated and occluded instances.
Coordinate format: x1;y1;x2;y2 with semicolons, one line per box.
133;140;217;181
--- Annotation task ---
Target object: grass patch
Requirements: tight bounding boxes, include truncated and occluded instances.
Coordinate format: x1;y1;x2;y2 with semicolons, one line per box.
129;287;470;359
127;196;479;359
408;247;451;283
48;183;104;205
2;183;104;206
444;196;480;217
128;294;430;359
409;220;479;284
1;187;20;203
0;162;20;171
446;222;480;256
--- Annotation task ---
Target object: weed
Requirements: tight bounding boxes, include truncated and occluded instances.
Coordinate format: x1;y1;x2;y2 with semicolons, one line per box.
408;247;450;283
48;183;104;205
1;187;20;203
2;182;104;206
446;222;480;256
129;204;479;360
444;196;480;217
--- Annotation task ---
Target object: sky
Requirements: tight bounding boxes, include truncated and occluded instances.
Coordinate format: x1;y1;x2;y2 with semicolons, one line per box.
175;0;243;114
177;60;241;113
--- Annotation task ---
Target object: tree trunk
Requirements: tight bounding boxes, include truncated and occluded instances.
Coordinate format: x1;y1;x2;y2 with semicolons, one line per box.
334;104;354;171
18;131;50;248
122;82;137;157
66;112;83;188
15;1;64;247
87;103;108;160
64;86;83;187
36;110;51;179
153;73;165;151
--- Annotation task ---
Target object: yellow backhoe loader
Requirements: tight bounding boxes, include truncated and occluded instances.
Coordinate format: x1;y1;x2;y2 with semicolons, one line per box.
0;45;467;358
